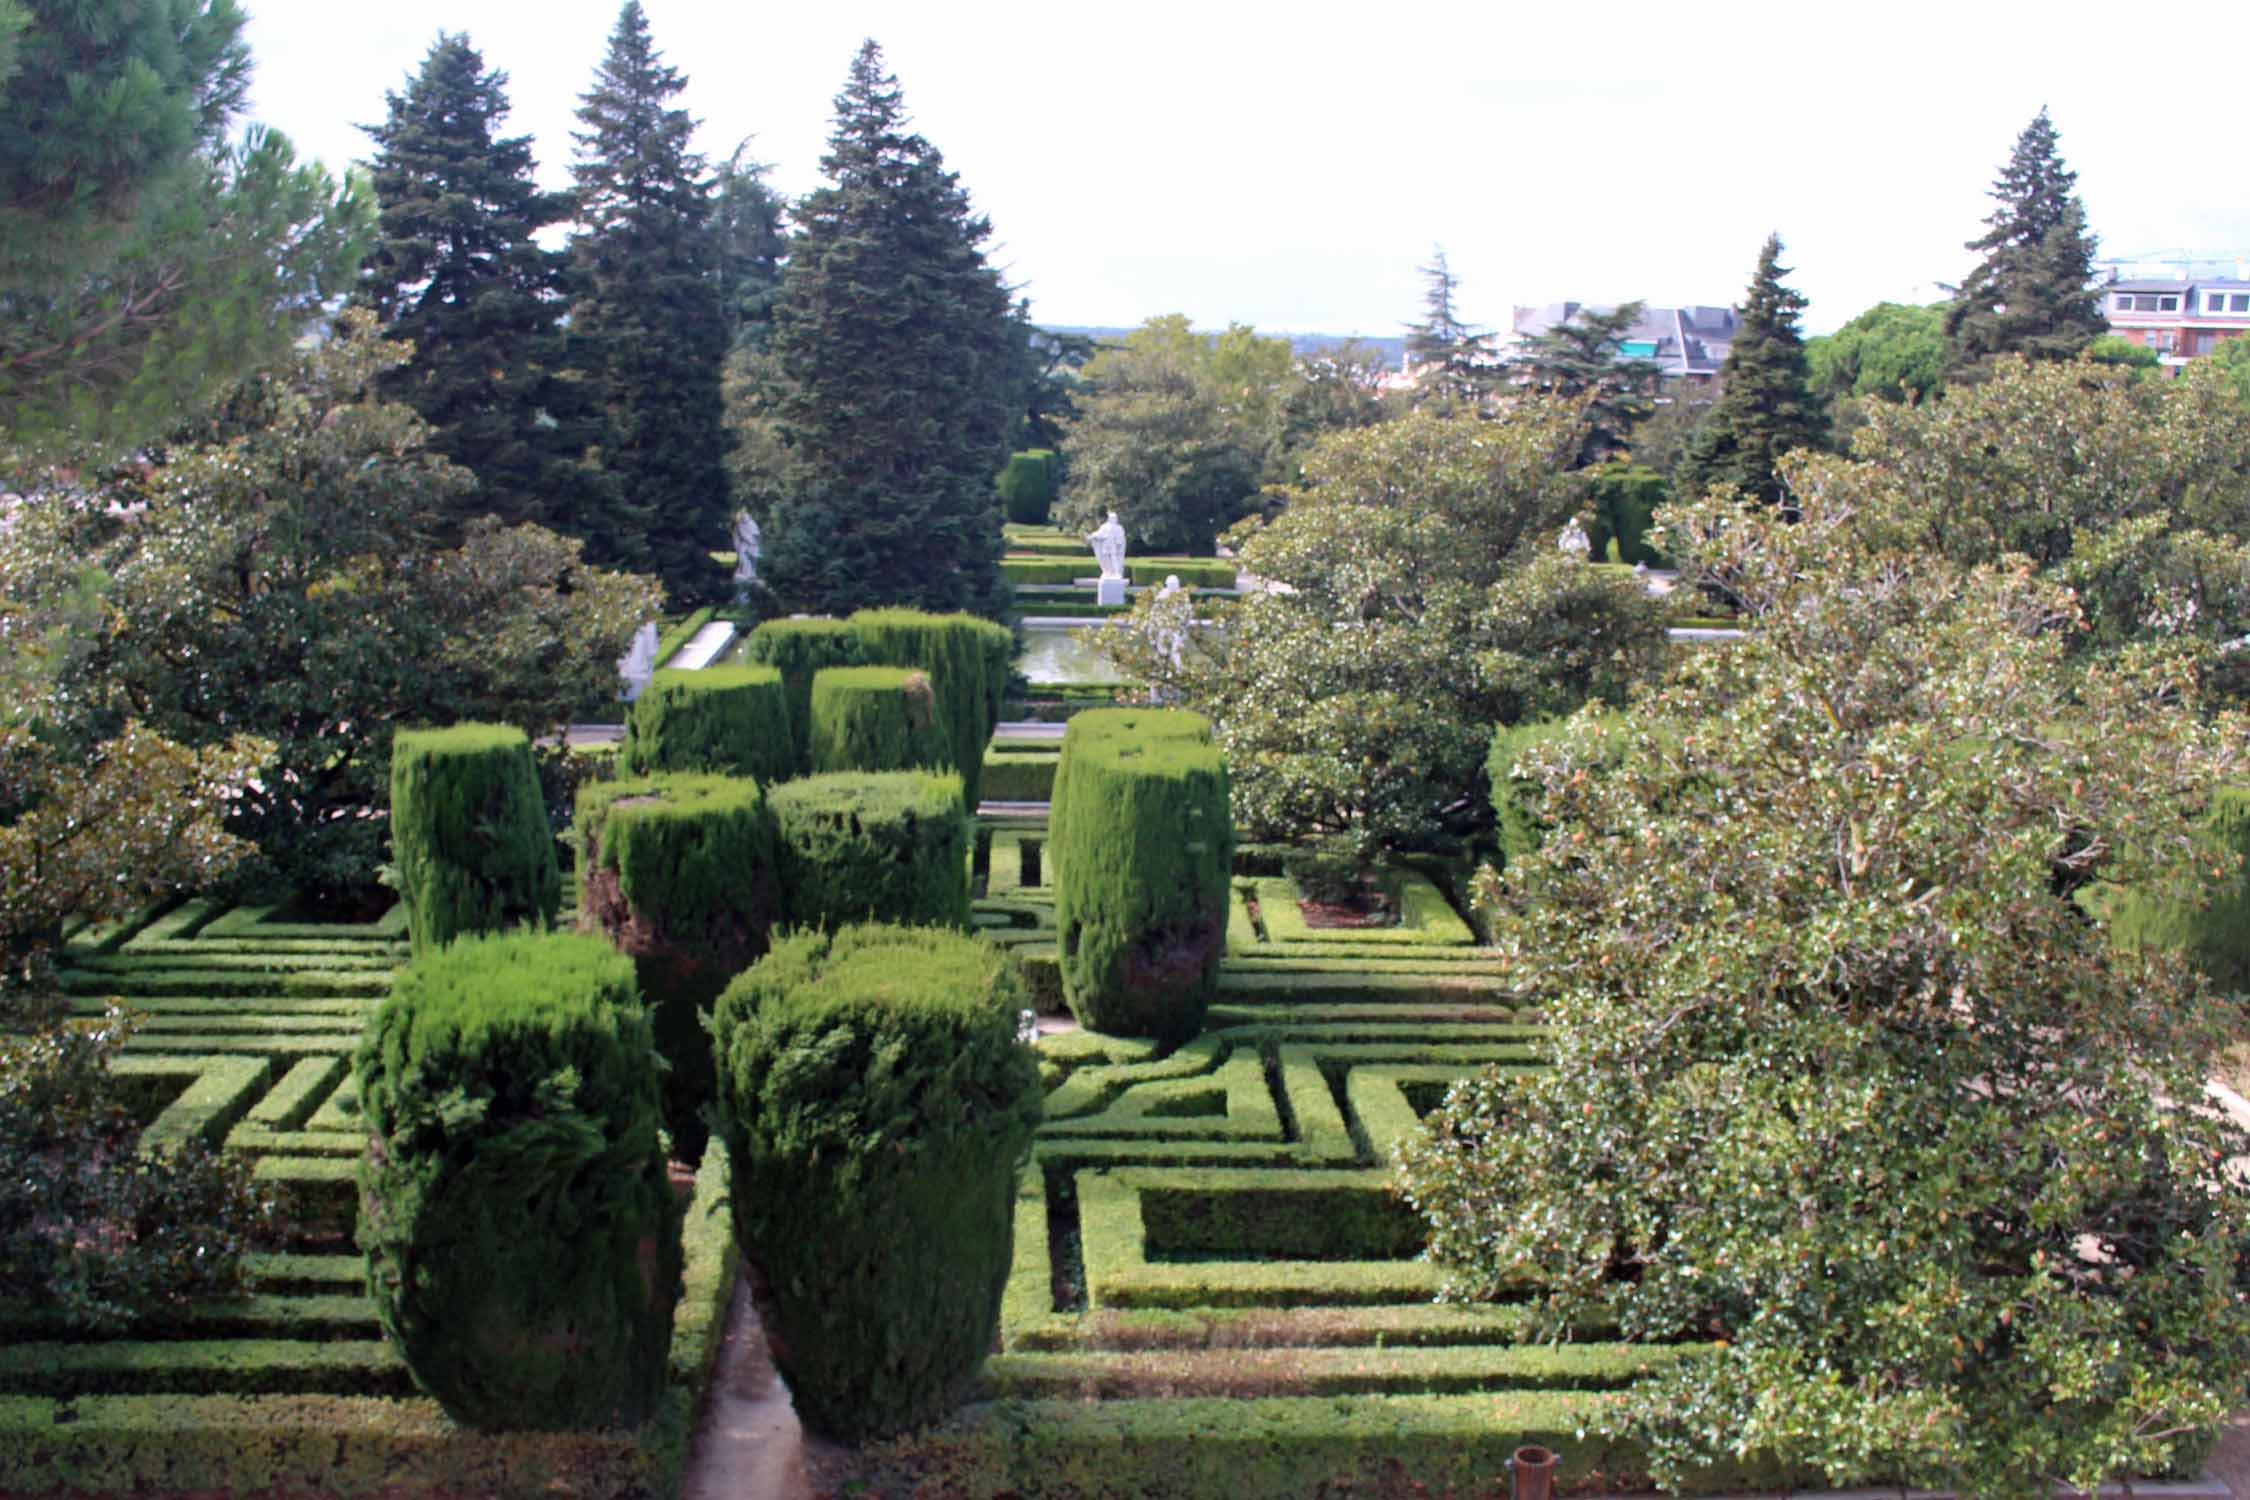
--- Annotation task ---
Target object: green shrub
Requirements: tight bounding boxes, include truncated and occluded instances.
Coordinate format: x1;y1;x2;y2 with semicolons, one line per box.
997;558;1238;589
1053;710;1233;1042
998;450;1059;525
2110;785;2250;993
388;724;559;954
850;609;1014;807
982;751;1058;802
807;666;953;777
575;774;779;1158
617;665;792;784
1582;463;1668;567
710;924;1042;1441
768;772;972;932
741;617;863;772
354;930;681;1431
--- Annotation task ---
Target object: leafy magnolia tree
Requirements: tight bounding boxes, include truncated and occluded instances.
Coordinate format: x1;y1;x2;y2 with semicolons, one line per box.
6;314;660;905
1805;301;1949;406
1510;301;1657;465
568;2;732;604
758;41;1022;616
355;33;609;547
1401;247;1499;408
0;0;367;461
2214;334;2250;408
1678;234;1828;507
1105;404;1669;864
1945;109;2104;378
1400;485;2250;1494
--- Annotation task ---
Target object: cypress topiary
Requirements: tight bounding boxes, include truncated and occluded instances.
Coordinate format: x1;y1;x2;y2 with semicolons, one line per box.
768;771;971;932
806;666;953;776
618;665;793;783
997;449;1057;524
709;924;1042;1440
1052;709;1233;1041
389;724;559;954
355;930;681;1431
2111;786;2250;994
741;617;863;772
575;773;779;1159
849;609;1014;807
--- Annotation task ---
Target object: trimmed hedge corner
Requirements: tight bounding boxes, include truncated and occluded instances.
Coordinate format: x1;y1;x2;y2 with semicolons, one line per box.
388;724;558;954
807;666;954;777
741;617;863;772
618;665;792;784
849;609;1014;807
999;449;1059;525
354;930;681;1432
769;771;972;932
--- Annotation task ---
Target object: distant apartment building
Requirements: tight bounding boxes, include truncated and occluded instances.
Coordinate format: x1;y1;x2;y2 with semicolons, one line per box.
1508;303;1738;387
2102;271;2250;366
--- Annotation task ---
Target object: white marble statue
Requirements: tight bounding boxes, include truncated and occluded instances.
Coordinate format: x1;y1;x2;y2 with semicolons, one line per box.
1088;511;1128;581
731;511;761;591
1149;574;1191;673
1557;517;1591;559
618;621;660;701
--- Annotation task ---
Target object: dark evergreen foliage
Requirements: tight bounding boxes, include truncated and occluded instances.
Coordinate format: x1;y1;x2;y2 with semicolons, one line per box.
1581;463;1668;566
355;930;681;1431
709;924;1042;1440
1510;302;1657;466
849;609;1013;806
1678;235;1828;508
354;34;609;547
1945;109;2104;378
758;41;1023;616
768;771;972;931
388;723;559;954
712;140;789;355
997;449;1058;525
742;617;864;772
1401;248;1499;408
618;665;793;784
568;2;733;604
807;666;954;776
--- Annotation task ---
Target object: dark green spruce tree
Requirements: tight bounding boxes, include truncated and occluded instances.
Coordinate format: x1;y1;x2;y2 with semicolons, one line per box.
1678;234;1828;509
760;41;1022;617
355;34;607;544
1402;247;1499;408
1510;301;1656;465
1945;109;2104;377
712;139;788;356
569;2;732;601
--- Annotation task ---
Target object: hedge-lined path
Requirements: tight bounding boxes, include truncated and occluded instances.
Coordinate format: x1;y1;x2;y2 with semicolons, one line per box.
679;1278;816;1500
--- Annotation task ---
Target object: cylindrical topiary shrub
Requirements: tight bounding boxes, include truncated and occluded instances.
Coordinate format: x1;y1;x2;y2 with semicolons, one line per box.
997;449;1057;524
2111;785;2250;992
768;771;971;932
1050;707;1218;830
354;929;682;1431
388;724;560;954
849;609;1014;808
617;665;793;784
1053;710;1233;1042
575;774;780;1159
742;617;863;773
710;924;1042;1441
807;666;953;777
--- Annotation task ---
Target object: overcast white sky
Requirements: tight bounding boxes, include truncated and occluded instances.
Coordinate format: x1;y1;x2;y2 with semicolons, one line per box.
240;0;2250;338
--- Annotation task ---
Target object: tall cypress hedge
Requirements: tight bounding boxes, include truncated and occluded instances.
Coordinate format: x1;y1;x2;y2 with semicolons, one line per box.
768;771;971;932
355;930;681;1431
2111;785;2250;993
1052;709;1233;1041
618;665;793;784
807;666;954;777
709;924;1042;1441
575;774;779;1159
997;449;1057;524
742;617;863;773
849;609;1014;807
388;724;559;954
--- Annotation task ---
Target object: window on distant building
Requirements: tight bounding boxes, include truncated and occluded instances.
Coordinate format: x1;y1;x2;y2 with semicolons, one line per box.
2209;293;2229;313
2194;332;2219;355
2114;294;2138;312
2234;294;2250;313
2159;295;2180;311
2153;330;2178;351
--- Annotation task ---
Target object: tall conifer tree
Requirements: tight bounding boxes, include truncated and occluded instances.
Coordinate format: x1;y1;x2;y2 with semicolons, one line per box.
1402;248;1499;408
1945;109;2103;377
1679;234;1827;509
355;34;604;544
569;2;732;603
1510;301;1657;466
759;41;1021;617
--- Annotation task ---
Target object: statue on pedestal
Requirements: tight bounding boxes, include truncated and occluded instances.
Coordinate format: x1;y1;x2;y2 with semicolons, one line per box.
618;621;659;701
1088;511;1127;581
732;511;761;594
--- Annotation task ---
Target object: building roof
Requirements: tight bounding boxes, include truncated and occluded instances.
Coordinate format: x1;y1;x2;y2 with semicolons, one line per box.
1511;301;1737;377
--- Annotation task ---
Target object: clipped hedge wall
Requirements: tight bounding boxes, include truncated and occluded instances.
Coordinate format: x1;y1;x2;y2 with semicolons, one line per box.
354;930;681;1432
710;925;1042;1442
982;751;1058;803
617;666;792;784
998;449;1059;525
2111;785;2250;994
388;724;558;954
741;616;863;772
807;666;953;777
1053;710;1233;1042
575;774;779;1158
999;558;1238;589
768;772;972;932
849;609;1014;808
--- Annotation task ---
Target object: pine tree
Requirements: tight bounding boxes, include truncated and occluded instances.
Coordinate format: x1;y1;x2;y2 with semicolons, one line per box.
1402;248;1498;408
759;41;1022;617
712;140;789;356
568;3;733;604
355;34;608;545
1945;109;2103;377
1510;301;1657;466
1678;234;1828;509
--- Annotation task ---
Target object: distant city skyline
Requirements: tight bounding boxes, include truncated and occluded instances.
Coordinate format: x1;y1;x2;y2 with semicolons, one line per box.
240;0;2250;338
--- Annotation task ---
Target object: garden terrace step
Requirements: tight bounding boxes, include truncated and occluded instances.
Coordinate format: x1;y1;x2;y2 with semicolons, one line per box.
0;1339;412;1398
980;1341;1705;1399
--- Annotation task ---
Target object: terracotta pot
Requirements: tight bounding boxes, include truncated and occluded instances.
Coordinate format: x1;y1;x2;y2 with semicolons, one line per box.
1510;1443;1559;1500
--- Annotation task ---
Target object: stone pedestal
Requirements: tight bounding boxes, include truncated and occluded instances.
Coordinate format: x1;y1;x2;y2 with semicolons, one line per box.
1096;577;1127;608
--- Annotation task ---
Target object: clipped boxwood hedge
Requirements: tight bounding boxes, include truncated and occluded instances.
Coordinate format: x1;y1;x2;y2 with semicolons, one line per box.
710;925;1042;1442
575;774;779;1157
999;558;1237;589
617;666;792;784
354;930;681;1432
1053;710;1234;1042
740;617;863;773
982;751;1058;803
768;771;972;932
388;724;558;954
998;449;1058;525
807;666;953;777
849;609;1014;808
